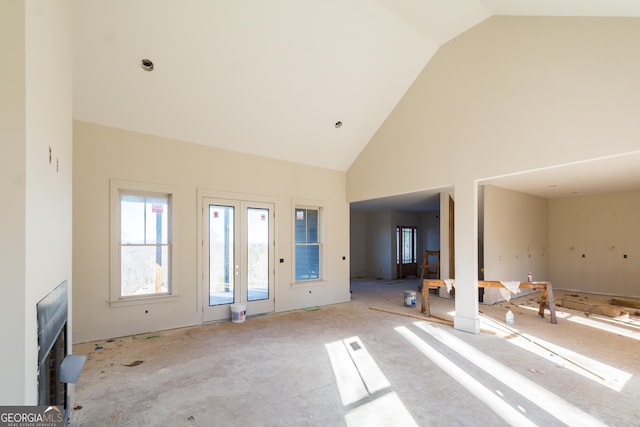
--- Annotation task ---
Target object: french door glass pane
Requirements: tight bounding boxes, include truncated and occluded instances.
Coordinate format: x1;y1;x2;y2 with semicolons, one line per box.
209;205;234;306
247;208;269;301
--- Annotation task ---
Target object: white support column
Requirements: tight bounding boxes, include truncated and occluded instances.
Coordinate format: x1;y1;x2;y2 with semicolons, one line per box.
453;180;480;334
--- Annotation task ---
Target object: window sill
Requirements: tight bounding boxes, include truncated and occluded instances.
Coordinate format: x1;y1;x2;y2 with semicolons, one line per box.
108;294;179;308
290;280;327;288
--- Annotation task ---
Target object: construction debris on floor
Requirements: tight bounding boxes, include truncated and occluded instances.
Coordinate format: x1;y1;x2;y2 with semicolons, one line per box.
70;279;640;426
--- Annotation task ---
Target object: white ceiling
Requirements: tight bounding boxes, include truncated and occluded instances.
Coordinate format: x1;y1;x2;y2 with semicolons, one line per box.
72;1;640;208
482;151;640;199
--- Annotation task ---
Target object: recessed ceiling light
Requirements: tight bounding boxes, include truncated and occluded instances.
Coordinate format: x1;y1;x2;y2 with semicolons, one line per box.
335;121;343;128
141;58;154;71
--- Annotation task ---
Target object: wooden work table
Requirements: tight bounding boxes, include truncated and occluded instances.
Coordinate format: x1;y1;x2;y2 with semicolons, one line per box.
421;279;557;324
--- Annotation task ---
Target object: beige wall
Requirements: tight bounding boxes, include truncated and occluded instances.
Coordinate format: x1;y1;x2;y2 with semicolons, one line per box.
549;191;640;297
349;210;368;277
25;0;73;404
347;16;640;331
420;211;440;256
349;210;394;279
481;186;638;300
73;121;350;343
0;0;72;404
483;186;548;304
0;0;27;405
361;211;393;279
348;16;640;203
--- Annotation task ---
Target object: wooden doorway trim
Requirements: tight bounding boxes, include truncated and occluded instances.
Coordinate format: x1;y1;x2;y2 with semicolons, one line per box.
449;195;455;279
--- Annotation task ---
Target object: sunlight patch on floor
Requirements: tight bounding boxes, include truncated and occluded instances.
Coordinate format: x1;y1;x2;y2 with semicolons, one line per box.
396;325;538;427
344;391;419;427
567;315;640;341
443;306;632;392
516;303;572;319
408;322;608;427
326;336;418;427
483;320;633;392
325;338;369;406
589;313;640;329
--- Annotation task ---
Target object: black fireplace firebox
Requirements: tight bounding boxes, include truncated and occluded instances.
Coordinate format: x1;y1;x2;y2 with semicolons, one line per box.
37;281;85;425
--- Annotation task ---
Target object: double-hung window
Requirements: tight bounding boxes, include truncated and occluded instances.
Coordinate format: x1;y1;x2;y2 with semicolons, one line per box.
294;207;322;281
119;192;171;296
110;179;173;303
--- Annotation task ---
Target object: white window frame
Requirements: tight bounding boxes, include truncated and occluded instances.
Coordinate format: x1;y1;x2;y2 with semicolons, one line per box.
109;179;177;306
292;199;325;285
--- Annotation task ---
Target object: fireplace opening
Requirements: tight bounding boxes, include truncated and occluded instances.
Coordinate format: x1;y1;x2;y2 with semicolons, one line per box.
40;321;68;410
37;281;85;425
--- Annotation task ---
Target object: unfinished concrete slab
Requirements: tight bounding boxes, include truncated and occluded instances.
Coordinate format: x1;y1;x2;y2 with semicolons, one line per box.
71;279;640;426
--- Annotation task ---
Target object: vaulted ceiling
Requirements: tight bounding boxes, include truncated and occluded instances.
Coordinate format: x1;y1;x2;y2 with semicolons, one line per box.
72;1;640;174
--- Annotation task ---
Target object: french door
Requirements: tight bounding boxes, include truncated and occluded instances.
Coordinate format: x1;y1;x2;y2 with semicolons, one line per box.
202;198;274;322
397;225;417;278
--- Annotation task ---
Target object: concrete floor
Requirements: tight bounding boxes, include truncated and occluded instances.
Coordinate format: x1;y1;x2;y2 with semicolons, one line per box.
71;279;640;426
